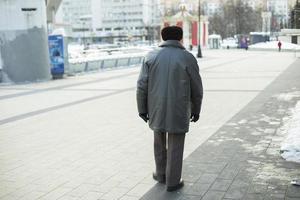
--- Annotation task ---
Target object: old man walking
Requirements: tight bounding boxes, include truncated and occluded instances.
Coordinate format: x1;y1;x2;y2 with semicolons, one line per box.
136;26;203;192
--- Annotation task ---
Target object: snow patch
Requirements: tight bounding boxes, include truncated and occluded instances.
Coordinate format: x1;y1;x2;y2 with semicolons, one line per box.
68;44;150;64
238;119;247;124
280;101;300;163
256;163;292;182
250;41;300;51
274;92;300;101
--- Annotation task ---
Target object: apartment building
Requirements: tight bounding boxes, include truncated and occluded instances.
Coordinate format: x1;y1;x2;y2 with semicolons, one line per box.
56;0;92;34
202;0;222;16
56;0;161;43
267;0;288;15
91;0;161;42
267;0;289;29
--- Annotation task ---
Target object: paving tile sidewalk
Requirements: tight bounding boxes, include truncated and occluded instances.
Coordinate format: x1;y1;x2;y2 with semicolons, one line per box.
141;59;300;200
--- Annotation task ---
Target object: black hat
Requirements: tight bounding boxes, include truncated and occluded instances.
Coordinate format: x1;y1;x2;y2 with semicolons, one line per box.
161;26;183;41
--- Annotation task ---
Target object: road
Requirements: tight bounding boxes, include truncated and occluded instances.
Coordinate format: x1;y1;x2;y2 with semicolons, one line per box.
0;50;297;200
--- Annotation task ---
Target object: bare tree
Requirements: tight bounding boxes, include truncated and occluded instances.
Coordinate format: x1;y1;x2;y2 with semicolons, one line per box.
209;0;262;38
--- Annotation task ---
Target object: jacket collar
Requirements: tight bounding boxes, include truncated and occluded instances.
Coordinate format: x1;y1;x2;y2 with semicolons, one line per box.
159;40;185;49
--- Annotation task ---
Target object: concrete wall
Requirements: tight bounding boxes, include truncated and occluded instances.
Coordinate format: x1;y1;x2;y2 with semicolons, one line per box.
279;29;300;45
0;0;51;83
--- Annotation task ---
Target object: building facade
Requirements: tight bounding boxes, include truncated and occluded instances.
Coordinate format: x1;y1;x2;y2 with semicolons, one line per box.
267;0;289;30
55;0;92;41
55;0;161;43
91;0;161;43
202;0;222;16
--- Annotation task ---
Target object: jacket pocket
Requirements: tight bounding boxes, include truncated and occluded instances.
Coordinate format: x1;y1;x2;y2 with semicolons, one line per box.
180;80;189;99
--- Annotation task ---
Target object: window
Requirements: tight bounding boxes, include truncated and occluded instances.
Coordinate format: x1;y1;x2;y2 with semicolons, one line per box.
73;28;89;32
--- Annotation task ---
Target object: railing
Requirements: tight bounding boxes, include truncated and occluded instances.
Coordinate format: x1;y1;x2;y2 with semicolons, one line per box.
67;55;144;74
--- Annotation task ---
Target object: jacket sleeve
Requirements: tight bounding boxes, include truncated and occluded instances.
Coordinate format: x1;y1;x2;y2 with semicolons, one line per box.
136;58;149;114
187;55;203;115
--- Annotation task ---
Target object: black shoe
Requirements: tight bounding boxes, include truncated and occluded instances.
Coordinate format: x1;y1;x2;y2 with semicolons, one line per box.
152;173;166;183
166;180;184;192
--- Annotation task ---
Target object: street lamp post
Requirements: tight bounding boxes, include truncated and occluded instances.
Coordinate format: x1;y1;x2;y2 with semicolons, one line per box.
197;0;203;58
148;25;151;46
82;21;86;48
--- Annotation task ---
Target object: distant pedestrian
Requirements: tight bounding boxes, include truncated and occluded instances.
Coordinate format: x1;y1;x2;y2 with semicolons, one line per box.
245;42;249;51
245;38;250;50
278;41;282;52
136;26;203;192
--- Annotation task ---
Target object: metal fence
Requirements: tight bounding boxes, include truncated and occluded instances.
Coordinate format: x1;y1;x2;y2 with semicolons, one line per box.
68;56;144;74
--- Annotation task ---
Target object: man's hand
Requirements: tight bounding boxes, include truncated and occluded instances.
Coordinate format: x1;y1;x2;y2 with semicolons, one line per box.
190;113;199;122
139;113;149;123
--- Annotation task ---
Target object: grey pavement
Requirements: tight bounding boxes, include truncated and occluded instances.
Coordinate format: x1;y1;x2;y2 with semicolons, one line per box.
0;50;299;200
141;57;300;199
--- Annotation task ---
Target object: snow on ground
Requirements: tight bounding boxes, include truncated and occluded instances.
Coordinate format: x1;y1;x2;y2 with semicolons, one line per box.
275;91;300;102
250;41;300;51
68;44;151;63
280;99;300;163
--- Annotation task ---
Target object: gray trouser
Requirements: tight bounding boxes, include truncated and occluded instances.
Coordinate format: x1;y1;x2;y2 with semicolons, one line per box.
154;131;186;187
